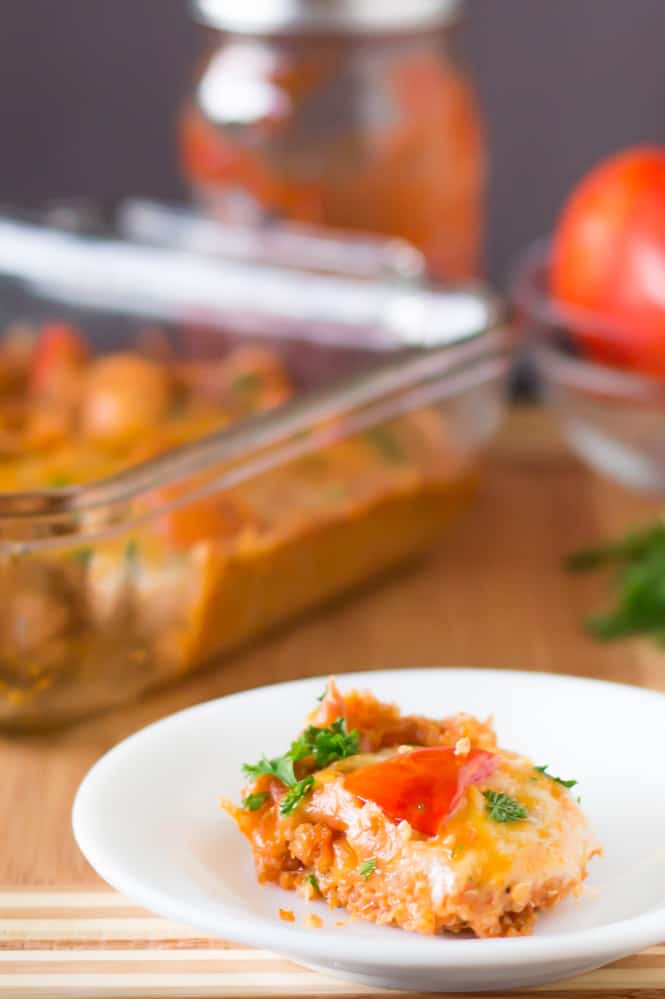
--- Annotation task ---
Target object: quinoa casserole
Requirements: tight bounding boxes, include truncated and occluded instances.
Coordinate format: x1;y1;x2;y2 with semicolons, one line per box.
0;321;478;727
225;679;601;937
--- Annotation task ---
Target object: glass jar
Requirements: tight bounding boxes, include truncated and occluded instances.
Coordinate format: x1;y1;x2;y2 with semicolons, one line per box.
180;0;486;281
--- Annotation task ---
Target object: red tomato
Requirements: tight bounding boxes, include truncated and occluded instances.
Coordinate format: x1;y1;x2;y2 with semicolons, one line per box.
551;146;665;376
344;746;497;836
144;479;260;549
159;493;247;548
31;322;87;395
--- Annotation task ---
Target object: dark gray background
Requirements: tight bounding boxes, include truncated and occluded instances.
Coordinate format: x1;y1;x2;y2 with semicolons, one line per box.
1;1;663;284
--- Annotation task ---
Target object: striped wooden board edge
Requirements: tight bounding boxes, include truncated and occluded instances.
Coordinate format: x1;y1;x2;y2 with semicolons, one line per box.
0;890;663;998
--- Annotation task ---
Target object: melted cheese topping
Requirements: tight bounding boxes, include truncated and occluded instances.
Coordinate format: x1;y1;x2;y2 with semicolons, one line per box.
307;747;597;899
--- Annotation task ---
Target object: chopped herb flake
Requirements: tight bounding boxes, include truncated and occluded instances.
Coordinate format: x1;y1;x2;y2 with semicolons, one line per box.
279;776;314;815
47;473;72;488
242;791;269;811
534;765;578;789
305;874;320;892
323;483;348;505
72;547;93;567
124;540;139;566
167;395;188;419
232;371;261;396
483;790;527;823
364;426;405;464
359;858;377;880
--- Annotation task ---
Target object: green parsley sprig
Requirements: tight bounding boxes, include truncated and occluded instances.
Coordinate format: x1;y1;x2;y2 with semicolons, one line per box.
568;522;665;642
243;755;297;787
279;776;315;816
483;790;527;823
290;717;360;769
534;765;577;789
242;715;360;816
364;426;405;464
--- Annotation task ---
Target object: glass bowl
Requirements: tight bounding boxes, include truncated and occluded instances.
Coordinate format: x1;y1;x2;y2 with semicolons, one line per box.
513;241;665;494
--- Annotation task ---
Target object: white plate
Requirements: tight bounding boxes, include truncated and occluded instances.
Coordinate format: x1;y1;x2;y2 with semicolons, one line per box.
73;669;665;992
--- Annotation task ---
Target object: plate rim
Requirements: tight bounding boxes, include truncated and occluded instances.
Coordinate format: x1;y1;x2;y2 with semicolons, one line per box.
73;667;665;971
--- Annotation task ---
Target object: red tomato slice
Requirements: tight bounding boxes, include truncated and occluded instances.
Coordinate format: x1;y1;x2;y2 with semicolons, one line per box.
31;322;87;394
344;746;497;836
143;478;262;549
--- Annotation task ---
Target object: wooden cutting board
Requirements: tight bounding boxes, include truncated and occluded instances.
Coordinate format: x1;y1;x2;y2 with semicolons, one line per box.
0;888;664;998
3;408;665;998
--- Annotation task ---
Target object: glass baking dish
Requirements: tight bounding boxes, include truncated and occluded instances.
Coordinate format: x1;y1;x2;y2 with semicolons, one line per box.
0;214;510;730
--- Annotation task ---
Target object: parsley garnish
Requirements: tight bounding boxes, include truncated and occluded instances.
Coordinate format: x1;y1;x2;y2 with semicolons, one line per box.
483;790;527;823
323;483;348;505
290;717;360;770
316;688;327;702
232;371;261;397
242;713;360;816
359;858;377;880
242;791;269;811
243;755;297;786
47;473;72;488
567;523;665;571
364;426;405;464
124;540;139;568
280;776;314;816
534;765;577;789
305;874;320;892
568;523;665;642
167;395;188;419
72;546;93;567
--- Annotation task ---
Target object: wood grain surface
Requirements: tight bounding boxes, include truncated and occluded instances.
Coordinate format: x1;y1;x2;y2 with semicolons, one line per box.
0;889;664;998
2;407;664;997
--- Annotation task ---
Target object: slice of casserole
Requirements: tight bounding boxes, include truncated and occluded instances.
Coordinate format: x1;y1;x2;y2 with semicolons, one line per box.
223;679;601;937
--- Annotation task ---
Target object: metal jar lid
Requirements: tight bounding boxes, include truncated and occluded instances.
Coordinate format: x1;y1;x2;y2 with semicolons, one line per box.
191;0;463;36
